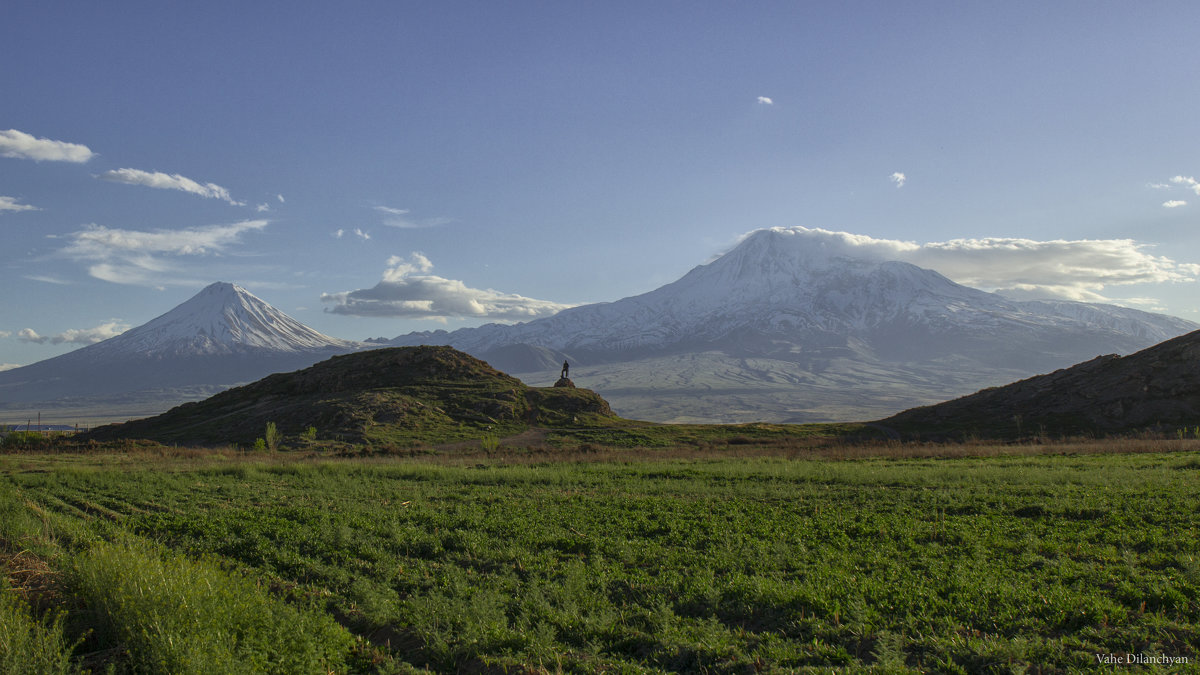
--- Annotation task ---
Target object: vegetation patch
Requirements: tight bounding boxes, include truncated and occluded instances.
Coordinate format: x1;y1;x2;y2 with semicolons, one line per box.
1;445;1197;672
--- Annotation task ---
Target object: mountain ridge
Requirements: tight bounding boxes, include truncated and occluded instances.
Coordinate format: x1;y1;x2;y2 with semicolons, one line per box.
0;282;367;407
390;228;1197;421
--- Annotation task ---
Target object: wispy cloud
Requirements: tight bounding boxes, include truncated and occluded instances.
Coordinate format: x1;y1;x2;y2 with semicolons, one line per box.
0;129;94;162
0;196;39;213
756;96;774;105
745;226;1200;303
890;172;907;188
1163;200;1188;208
17;321;129;345
321;252;573;321
333;228;370;240
1171;175;1200;195
255;203;270;212
0;363;21;372
0;331;10;338
277;194;285;203
98;168;244;205
23;275;71;285
375;205;452;229
58;219;268;287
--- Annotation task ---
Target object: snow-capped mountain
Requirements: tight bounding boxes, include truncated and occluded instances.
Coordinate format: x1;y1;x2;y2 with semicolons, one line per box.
393;228;1198;421
85;282;362;358
0;282;365;407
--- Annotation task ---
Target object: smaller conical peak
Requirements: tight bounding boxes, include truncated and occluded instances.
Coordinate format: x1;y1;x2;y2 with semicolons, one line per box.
199;281;247;297
92;281;358;356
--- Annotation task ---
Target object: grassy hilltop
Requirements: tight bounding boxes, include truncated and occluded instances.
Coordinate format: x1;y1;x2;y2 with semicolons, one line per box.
83;346;618;447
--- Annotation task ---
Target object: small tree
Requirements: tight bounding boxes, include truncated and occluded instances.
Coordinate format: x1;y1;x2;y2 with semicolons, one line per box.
264;422;279;452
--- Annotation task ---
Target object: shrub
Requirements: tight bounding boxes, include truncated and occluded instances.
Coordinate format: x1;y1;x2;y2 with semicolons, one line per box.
0;579;80;675
264;422;279;452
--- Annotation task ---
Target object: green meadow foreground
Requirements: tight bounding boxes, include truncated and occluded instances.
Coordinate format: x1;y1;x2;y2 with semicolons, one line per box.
1;440;1198;673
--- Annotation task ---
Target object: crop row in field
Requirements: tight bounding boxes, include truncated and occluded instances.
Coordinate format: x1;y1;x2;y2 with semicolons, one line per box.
2;447;1198;673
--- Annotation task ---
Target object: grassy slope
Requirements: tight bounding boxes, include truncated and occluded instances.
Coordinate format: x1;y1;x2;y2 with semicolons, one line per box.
3;445;1198;673
82;346;620;447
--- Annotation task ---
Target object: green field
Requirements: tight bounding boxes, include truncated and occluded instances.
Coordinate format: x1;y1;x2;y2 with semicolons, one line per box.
1;442;1198;673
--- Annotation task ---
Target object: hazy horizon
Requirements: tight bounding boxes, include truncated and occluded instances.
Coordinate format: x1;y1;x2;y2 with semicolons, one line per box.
3;2;1199;370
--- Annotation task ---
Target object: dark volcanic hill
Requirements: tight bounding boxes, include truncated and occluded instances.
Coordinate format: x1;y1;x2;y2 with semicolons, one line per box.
84;346;616;446
880;329;1200;438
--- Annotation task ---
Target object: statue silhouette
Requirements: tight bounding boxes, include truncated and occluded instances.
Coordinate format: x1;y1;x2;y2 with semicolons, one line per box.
561;361;569;379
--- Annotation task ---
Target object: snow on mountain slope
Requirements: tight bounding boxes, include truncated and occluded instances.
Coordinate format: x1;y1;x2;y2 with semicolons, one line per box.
0;282;365;406
394;228;1195;361
86;282;361;357
391;227;1198;421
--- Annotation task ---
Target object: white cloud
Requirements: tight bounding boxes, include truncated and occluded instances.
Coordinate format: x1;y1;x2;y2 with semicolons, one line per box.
1171;175;1200;195
321;252;573;320
745;226;1200;303
23;275;71;285
333;229;345;239
58;219;268;287
255;203;270;212
354;228;371;240
18;321;130;345
0;330;10;338
0;363;21;372
756;96;774;105
890;172;907;188
374;205;451;229
1149;182;1171;189
1163;200;1188;208
98;168;244;205
0;129;94;162
277;194;285;203
0;196;39;212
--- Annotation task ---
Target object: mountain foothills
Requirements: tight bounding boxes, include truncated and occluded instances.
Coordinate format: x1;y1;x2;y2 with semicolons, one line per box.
4;229;1197;423
881;328;1200;438
391;228;1197;421
83;346;615;446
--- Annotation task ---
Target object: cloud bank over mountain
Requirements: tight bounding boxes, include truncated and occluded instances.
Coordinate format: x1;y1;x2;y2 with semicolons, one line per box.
745;227;1200;303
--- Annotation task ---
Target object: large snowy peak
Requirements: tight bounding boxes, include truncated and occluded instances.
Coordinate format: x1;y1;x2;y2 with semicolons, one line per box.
395;227;1194;360
389;227;1197;421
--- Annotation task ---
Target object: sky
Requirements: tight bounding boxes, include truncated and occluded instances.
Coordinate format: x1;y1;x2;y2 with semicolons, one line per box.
2;1;1199;368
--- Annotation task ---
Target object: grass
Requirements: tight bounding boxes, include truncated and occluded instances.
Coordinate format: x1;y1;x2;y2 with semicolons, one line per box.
1;440;1198;672
0;577;79;675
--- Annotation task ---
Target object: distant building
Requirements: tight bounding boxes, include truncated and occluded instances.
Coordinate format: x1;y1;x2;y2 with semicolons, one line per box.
3;424;78;433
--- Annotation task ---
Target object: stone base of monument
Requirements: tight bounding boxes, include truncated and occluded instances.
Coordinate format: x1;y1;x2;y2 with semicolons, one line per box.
553;377;575;388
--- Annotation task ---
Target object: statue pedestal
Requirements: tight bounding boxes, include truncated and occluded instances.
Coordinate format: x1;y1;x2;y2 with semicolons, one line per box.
553;377;575;388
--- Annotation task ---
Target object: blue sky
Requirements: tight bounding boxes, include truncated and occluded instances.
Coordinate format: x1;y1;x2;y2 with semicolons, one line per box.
3;1;1199;368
